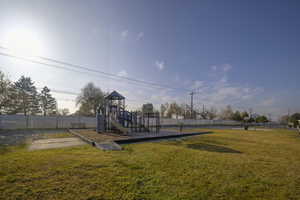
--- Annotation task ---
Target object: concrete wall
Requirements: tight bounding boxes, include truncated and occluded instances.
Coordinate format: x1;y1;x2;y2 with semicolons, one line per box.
0;115;96;129
0;115;242;130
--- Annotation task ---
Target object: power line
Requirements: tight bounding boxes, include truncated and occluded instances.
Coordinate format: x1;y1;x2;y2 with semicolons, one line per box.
0;45;191;92
39;56;189;91
0;45;193;108
37;87;143;103
0;51;172;91
46;89;79;96
56;98;76;102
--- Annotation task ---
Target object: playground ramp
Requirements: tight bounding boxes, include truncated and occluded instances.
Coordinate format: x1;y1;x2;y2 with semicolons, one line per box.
111;120;130;134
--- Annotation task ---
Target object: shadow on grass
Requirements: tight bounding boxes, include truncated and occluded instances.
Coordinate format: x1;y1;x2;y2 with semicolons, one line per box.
0;145;11;155
186;143;242;154
0;143;27;155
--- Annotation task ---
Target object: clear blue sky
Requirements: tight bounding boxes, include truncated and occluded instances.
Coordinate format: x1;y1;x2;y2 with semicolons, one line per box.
0;0;299;119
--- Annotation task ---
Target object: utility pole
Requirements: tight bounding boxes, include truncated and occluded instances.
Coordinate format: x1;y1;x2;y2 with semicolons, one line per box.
268;113;272;122
190;92;194;119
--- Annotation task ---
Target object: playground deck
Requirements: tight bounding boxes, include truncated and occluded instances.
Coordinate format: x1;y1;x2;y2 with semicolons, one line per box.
69;129;211;150
69;129;130;143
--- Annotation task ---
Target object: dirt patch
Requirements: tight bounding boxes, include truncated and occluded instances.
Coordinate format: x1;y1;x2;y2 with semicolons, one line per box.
186;143;242;153
0;129;69;145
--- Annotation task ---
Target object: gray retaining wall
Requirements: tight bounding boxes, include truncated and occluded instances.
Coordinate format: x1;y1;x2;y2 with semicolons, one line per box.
0;115;96;129
1;115;262;130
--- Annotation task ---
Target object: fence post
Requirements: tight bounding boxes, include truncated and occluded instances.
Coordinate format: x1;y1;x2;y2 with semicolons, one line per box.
56;116;58;129
26;115;29;129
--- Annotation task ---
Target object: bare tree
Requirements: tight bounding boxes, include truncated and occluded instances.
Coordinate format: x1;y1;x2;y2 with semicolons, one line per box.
279;115;289;124
167;102;183;119
58;108;70;116
219;105;234;120
160;104;167;118
142;103;154;113
76;82;105;116
207;107;218;120
180;103;189;119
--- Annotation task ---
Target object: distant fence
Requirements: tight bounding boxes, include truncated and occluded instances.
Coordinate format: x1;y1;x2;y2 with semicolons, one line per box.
160;118;242;126
160;119;283;128
0;115;246;130
0;115;96;130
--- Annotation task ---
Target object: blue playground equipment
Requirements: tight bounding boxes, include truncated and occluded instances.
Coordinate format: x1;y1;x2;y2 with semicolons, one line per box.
96;91;160;134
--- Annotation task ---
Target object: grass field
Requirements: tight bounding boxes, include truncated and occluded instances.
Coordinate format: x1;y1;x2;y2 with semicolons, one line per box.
1;129;300;200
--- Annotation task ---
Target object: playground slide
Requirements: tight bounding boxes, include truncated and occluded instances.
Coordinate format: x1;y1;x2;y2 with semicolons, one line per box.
111;120;130;134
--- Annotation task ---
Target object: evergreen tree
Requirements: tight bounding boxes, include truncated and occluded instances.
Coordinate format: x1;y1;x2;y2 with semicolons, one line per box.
142;103;154;114
241;111;249;120
40;86;57;116
290;113;300;127
232;111;243;121
256;115;269;123
0;71;16;114
14;76;41;115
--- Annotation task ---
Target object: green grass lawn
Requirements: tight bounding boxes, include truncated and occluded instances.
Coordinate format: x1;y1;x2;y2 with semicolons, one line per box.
1;129;300;200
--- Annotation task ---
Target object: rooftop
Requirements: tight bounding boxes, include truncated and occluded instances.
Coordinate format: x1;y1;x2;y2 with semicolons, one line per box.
105;90;125;100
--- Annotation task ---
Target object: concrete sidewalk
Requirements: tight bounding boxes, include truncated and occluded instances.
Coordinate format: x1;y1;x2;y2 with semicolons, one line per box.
29;137;86;150
0;129;68;145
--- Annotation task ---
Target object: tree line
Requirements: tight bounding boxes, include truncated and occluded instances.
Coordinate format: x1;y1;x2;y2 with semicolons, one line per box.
280;113;300;127
0;70;108;117
2;70;296;123
159;103;270;123
0;71;57;116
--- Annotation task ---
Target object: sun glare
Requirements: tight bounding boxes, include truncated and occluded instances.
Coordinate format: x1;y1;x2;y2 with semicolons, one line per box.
3;28;44;56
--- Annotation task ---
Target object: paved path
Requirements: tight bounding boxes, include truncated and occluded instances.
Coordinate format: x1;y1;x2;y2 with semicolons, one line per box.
0;129;68;145
28;137;86;150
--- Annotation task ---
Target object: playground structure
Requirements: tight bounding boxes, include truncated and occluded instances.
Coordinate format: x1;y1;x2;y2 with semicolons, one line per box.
96;91;160;134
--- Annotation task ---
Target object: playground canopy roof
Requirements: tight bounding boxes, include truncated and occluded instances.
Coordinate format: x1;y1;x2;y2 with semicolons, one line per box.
105;90;125;100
